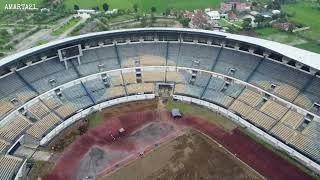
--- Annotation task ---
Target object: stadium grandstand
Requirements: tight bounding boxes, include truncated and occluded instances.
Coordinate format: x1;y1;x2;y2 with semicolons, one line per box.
0;28;319;179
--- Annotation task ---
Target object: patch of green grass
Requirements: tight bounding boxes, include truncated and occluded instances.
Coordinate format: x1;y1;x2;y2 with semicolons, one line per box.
64;0;222;13
165;99;237;131
255;27;320;53
255;28;306;46
28;160;55;180
0;0;42;10
51;16;80;36
87;112;104;129
240;129;316;178
283;1;320;41
32;39;49;47
107;14;135;23
295;42;320;54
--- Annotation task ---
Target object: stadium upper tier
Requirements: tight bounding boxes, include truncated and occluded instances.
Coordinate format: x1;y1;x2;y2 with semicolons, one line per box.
0;28;320;179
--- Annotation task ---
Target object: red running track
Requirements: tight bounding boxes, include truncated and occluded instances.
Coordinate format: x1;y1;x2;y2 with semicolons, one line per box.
175;116;312;180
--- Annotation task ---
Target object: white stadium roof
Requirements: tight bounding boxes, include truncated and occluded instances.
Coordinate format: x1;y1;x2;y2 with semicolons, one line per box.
0;28;319;70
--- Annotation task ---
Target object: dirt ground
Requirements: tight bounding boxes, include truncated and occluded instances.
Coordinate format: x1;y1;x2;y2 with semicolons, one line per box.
43;111;176;180
104;129;263;180
29;100;158;179
100;99;158;119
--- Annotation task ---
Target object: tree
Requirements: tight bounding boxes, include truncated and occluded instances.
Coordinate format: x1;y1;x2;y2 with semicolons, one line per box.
92;6;99;11
242;18;252;30
178;17;191;27
252;1;258;6
254;15;264;24
151;6;156;13
140;15;147;27
135;14;141;21
133;3;138;13
74;4;79;10
0;29;9;37
150;14;156;26
164;8;171;16
102;3;109;11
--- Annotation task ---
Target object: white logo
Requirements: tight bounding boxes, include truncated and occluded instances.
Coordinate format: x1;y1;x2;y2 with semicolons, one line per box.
5;4;38;10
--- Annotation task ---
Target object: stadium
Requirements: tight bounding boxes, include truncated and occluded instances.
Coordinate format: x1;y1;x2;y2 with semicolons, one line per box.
0;27;319;179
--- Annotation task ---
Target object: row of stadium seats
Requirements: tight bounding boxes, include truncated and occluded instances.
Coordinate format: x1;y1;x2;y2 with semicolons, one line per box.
225;87;320;162
260;100;289;120
1;42;319;119
0;155;23;180
26;113;62;139
18;58;78;93
249;60;310;89
213;48;263;81
0;115;32;142
0;139;9;153
28;101;51;119
289;133;320;161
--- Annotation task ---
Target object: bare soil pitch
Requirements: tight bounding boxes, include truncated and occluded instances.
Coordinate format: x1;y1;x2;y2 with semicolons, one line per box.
105;129;263;180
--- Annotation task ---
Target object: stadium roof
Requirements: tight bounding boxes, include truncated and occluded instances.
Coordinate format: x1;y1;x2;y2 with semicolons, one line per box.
1;28;320;70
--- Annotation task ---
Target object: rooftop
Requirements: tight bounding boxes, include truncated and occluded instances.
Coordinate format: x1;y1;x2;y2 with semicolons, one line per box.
0;28;319;70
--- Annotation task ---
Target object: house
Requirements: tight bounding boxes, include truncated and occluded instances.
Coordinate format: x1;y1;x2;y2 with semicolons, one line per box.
206;11;220;20
77;9;96;15
260;12;273;18
77;9;96;18
272;22;294;32
220;2;250;13
105;9;118;15
272;10;281;15
185;10;210;28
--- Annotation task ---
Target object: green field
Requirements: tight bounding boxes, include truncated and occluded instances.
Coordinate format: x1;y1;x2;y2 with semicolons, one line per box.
0;0;42;10
283;1;320;41
107;14;135;23
87;112;104;129
255;27;320;54
255;28;306;46
64;0;222;12
254;1;320;54
52;16;80;36
165;99;237;131
295;42;320;54
32;39;49;47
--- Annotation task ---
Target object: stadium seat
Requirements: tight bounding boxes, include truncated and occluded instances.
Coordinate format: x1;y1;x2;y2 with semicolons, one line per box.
0;155;23;180
142;72;165;82
260;100;289;120
246;110;278;131
229;100;254;118
0;115;32;142
270;123;295;142
26;113;62;139
280;111;304;129
237;89;263;107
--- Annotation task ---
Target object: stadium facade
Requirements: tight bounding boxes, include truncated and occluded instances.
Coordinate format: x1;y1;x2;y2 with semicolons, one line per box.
0;28;319;179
